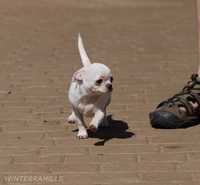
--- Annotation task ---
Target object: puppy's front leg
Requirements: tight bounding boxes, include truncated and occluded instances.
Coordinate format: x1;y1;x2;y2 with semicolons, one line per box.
73;108;88;139
67;111;76;124
89;110;104;132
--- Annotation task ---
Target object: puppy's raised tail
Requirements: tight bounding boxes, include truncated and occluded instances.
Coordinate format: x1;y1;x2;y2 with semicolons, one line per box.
78;33;91;67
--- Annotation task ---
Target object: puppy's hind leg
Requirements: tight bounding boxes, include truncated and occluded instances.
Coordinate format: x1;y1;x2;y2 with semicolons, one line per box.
73;108;88;139
67;111;76;124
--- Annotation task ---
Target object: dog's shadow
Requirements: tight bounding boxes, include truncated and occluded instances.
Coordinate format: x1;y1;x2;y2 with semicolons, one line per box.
88;115;134;146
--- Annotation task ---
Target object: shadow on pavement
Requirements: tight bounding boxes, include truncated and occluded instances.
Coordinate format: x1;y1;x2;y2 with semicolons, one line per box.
88;115;134;146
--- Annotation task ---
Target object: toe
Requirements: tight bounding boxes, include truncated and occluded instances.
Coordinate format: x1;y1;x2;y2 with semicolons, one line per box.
149;111;183;129
77;132;88;139
77;135;88;139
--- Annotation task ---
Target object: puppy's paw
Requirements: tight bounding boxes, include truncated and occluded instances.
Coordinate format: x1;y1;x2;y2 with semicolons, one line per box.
67;113;76;124
77;130;88;139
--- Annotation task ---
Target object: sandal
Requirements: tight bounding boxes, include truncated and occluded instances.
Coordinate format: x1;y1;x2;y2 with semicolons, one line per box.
149;74;200;129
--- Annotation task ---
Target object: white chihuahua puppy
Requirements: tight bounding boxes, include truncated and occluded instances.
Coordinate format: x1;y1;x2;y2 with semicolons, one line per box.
68;34;113;139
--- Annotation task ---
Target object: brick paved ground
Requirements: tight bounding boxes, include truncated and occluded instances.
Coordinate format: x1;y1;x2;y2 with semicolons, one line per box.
0;0;199;184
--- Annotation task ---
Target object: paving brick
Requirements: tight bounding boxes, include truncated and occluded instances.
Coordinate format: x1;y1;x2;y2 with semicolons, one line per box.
89;145;160;155
13;154;66;164
0;132;55;147
101;162;176;172
39;146;90;156
140;172;193;183
191;173;200;182
52;173;141;185
138;152;187;163
0;147;44;157
161;144;200;153
53;135;147;146
187;152;200;161
177;161;200;172
148;133;200;144
64;153;138;164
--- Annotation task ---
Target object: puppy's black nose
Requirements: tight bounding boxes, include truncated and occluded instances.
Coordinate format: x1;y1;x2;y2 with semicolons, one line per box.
106;84;113;91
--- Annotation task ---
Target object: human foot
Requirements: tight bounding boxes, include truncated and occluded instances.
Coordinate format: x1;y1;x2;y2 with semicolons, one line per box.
150;74;200;128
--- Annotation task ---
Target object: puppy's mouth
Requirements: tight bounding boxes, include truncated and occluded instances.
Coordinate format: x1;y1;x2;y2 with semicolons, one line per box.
90;89;108;94
89;85;113;94
89;88;100;94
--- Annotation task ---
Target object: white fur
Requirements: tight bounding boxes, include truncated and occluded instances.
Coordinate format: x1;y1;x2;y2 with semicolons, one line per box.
78;33;91;67
68;34;113;139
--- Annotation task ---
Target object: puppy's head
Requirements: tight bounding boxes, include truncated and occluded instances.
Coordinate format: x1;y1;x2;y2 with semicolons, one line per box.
88;63;113;94
73;63;113;95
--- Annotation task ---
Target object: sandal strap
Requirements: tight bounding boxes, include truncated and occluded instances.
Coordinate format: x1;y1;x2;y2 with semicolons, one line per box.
157;100;168;109
190;92;200;113
190;93;200;105
175;96;194;115
157;93;198;116
157;74;200;116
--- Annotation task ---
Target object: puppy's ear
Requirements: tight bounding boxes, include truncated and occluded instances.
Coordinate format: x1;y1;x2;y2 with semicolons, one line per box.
72;70;84;83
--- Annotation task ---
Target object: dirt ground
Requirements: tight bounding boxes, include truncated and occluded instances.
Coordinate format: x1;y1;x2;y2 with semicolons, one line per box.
0;0;199;184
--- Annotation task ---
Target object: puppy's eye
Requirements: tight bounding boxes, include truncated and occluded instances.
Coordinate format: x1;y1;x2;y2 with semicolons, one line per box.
95;79;103;85
110;77;113;82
